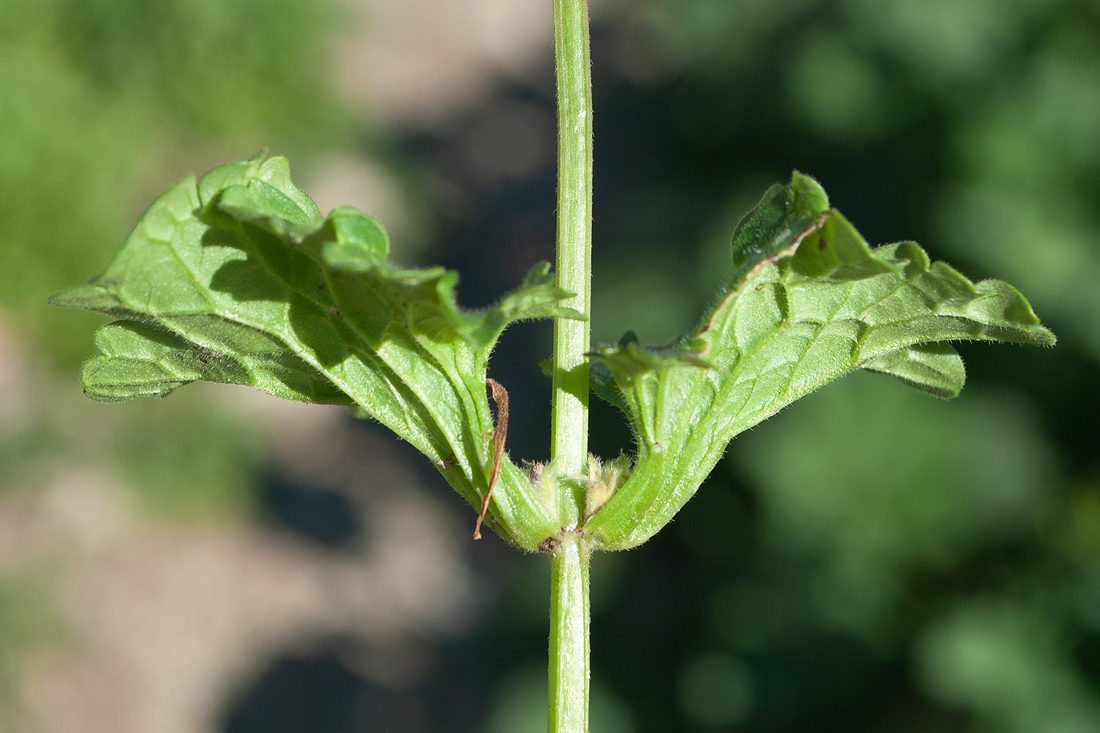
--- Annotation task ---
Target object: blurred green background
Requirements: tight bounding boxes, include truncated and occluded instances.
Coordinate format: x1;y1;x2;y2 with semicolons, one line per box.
2;0;1099;731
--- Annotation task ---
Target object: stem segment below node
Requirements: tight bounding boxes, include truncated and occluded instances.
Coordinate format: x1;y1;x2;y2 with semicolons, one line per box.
549;535;592;733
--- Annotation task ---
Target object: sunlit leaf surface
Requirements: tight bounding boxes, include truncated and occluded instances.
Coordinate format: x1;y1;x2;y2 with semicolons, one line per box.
587;173;1054;549
49;154;581;550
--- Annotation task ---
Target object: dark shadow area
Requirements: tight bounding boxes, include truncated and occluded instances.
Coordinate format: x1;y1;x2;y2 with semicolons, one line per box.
220;635;496;733
259;472;363;550
224;652;381;733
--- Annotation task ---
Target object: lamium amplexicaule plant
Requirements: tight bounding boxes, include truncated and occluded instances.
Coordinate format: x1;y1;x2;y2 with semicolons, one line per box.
49;1;1054;730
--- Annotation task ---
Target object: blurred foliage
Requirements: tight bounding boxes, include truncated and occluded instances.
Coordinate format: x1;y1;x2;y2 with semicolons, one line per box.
0;0;343;365
111;394;267;520
0;0;344;721
736;375;1057;638
0;571;58;729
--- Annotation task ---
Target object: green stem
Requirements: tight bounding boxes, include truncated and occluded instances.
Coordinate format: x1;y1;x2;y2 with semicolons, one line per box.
551;0;593;490
549;0;594;731
549;535;592;733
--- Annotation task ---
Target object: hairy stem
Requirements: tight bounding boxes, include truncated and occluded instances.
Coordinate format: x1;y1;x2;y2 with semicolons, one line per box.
549;0;594;730
549;535;592;733
551;0;593;493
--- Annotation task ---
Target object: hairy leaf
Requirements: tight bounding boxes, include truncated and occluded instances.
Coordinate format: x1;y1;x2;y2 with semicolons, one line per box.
50;153;581;550
586;172;1054;550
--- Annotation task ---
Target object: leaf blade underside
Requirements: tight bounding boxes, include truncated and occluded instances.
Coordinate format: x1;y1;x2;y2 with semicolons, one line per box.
49;154;581;550
586;172;1054;550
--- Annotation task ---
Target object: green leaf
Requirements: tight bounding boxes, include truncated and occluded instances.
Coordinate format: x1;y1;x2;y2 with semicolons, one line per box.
728;171;831;286
862;342;966;398
49;153;580;550
586;172;1054;550
81;319;352;404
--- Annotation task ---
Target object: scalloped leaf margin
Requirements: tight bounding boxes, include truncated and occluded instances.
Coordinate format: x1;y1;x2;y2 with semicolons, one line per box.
586;172;1054;550
49;153;583;550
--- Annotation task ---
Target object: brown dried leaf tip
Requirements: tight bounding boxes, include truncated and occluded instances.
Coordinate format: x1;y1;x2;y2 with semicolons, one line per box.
474;378;509;540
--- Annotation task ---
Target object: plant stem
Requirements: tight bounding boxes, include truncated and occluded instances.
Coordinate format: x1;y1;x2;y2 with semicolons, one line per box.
549;534;591;733
551;0;593;489
549;0;593;731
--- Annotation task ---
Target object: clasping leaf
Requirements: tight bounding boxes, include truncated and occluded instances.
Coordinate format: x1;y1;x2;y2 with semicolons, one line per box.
586;172;1054;550
49;153;582;550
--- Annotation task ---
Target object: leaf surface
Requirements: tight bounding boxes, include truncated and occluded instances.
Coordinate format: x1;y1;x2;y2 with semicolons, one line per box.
586;172;1054;550
50;154;580;550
